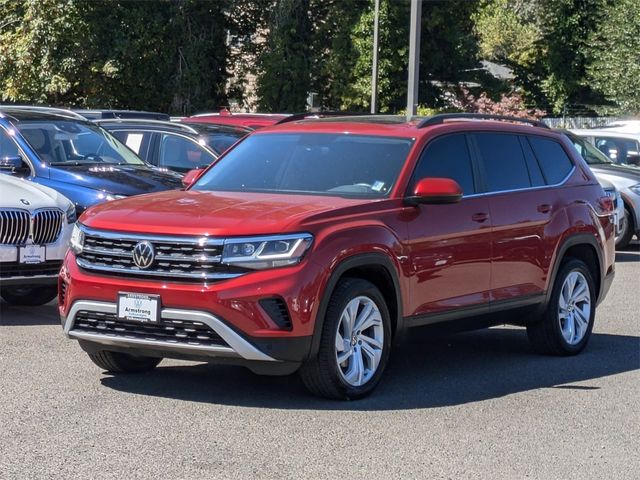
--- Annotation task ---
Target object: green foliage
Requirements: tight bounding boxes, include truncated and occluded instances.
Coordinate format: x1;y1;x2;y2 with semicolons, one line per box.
587;0;640;114
256;0;312;112
0;0;230;114
474;0;608;114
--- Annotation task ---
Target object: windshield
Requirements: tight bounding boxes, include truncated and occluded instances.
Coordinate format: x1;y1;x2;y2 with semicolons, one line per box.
16;120;145;165
566;133;613;165
192;133;413;198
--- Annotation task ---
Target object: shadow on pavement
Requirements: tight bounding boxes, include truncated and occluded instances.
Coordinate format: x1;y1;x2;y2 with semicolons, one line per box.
0;301;59;326
100;327;640;411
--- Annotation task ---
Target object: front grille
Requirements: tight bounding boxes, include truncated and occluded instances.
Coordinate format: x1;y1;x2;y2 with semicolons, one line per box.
0;260;62;278
0;209;30;245
32;209;64;244
0;208;64;245
72;310;229;347
77;229;246;281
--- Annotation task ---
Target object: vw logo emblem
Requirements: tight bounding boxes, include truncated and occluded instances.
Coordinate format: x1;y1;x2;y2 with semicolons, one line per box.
20;199;30;205
132;241;155;269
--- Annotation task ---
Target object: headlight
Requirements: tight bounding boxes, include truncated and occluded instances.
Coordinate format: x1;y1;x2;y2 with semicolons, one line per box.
66;204;77;224
629;183;640;195
97;192;126;201
70;224;84;254
221;233;313;270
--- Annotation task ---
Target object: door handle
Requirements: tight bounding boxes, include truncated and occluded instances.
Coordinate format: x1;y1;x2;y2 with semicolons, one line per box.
537;204;552;214
472;212;489;223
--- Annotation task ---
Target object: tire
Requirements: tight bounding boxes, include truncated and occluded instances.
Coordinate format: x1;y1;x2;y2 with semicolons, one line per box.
88;351;162;373
0;285;58;306
527;259;596;356
615;207;634;249
299;278;392;400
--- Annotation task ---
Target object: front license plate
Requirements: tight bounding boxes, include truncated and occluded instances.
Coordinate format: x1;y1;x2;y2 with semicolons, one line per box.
117;293;160;324
19;245;46;264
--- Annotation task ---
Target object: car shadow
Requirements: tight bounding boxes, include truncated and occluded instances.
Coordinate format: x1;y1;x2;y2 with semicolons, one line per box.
0;300;59;326
100;327;640;411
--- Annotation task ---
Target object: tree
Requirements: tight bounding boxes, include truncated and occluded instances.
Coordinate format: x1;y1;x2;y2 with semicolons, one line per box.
0;0;231;114
256;0;312;112
587;0;640;114
473;0;609;114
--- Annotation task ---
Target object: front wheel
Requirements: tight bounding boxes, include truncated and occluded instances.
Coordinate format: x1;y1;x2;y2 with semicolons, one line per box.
527;259;596;356
615;207;634;249
299;278;391;400
88;351;162;373
1;285;58;306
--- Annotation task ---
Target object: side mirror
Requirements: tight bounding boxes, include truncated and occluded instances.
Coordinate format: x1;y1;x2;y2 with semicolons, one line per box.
0;155;24;170
405;177;463;205
182;168;204;188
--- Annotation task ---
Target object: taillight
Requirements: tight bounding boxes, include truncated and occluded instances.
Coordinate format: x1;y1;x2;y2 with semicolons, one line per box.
598;195;614;213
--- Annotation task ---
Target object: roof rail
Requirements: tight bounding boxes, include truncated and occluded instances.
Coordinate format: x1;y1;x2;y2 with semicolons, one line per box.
417;113;549;129
94;118;199;134
0;105;87;120
274;111;369;125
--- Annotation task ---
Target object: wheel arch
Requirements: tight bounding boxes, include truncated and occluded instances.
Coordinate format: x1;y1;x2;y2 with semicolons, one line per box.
308;253;404;360
546;233;605;306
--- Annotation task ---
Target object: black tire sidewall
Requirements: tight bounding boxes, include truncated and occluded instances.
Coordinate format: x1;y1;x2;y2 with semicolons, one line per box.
323;279;392;399
548;260;596;354
1;285;58;306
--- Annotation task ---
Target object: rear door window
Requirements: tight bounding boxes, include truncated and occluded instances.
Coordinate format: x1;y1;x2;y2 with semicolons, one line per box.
110;130;154;161
158;133;216;172
473;133;531;192
528;137;574;184
410;134;476;195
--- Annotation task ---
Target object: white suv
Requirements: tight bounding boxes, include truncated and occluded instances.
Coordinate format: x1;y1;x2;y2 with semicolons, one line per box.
0;175;75;305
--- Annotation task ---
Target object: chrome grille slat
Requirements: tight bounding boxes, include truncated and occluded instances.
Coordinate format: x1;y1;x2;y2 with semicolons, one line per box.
77;228;244;281
33;209;63;244
0;209;30;245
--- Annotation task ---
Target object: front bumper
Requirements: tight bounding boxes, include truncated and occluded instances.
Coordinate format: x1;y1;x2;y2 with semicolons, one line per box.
62;300;278;362
1;225;71;286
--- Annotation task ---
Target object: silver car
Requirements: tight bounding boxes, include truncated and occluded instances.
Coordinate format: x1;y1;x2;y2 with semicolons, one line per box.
565;131;640;248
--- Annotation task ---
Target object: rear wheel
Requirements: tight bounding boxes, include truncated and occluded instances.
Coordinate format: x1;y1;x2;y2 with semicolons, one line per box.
299;278;391;400
88;351;161;373
0;285;58;306
527;259;596;355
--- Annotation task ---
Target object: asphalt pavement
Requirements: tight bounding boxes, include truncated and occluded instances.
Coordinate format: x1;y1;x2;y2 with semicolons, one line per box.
1;244;638;479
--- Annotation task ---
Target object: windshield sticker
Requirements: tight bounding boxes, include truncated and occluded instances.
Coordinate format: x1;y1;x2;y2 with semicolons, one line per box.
372;181;385;192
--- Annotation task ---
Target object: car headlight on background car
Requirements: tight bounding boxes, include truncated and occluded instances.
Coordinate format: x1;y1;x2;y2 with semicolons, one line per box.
66;203;77;224
97;192;126;201
221;233;313;269
629;183;640;195
70;224;84;255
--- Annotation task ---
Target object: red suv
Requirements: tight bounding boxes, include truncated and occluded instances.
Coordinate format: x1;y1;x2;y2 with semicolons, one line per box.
59;114;616;399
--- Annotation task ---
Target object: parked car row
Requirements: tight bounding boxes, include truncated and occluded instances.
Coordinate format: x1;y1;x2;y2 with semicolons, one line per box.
0;107;635;400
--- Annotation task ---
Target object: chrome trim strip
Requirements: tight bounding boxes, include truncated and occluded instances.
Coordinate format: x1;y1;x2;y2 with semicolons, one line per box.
80;225;224;245
63;300;278;362
82;246;222;263
76;257;242;280
462;166;577;199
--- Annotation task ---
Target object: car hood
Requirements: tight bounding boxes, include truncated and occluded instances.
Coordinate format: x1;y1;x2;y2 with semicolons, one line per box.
0;174;73;210
590;164;640;189
80;190;383;236
48;164;183;196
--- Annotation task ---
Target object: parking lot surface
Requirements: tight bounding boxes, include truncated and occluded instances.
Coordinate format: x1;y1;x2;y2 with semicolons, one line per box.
1;245;638;480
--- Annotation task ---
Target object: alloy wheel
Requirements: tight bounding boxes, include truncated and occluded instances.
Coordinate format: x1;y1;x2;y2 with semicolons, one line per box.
334;296;384;387
558;271;592;345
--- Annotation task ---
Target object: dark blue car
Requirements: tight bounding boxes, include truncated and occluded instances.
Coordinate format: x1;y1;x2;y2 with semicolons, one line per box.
0;107;183;213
